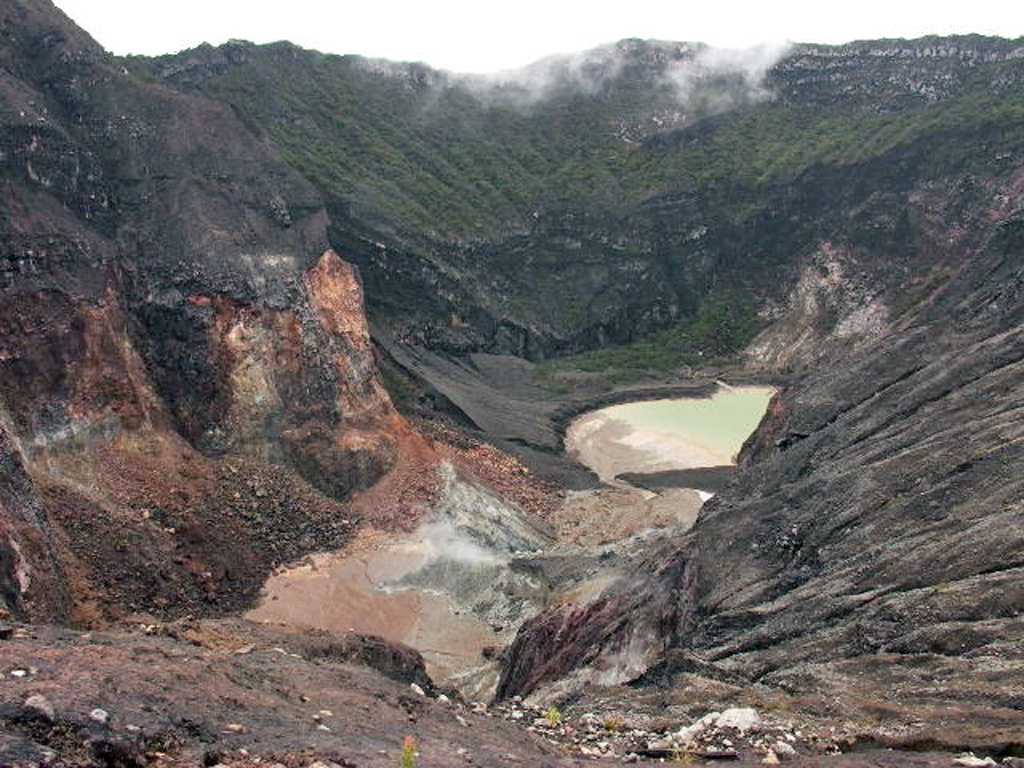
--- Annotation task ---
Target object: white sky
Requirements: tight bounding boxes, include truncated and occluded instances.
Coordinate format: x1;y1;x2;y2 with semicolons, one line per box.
53;0;1023;73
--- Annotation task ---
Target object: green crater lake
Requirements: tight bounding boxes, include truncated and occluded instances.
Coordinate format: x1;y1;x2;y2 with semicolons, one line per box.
566;385;775;485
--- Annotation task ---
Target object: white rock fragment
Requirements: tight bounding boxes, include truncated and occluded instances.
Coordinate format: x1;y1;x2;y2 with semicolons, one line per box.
410;682;425;696
715;708;761;733
89;708;110;725
773;741;797;761
953;755;997;768
675;707;762;747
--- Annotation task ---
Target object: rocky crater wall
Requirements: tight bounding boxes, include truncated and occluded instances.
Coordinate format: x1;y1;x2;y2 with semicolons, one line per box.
0;0;420;624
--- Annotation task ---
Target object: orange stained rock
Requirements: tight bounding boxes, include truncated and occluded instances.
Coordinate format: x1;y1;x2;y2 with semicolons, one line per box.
306;249;374;341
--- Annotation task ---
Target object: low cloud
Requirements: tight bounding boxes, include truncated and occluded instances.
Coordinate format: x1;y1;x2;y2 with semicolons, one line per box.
455;39;792;114
663;41;792;109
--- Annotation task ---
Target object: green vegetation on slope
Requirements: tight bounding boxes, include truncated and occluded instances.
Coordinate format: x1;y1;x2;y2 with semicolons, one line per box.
536;292;763;384
635;90;1024;193
135;43;665;240
150;41;1024;245
125;38;1024;366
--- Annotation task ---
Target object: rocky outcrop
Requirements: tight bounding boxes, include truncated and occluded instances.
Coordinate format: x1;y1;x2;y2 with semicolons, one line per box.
0;422;68;620
744;241;892;371
0;0;426;622
0;619;586;767
772;36;1024;110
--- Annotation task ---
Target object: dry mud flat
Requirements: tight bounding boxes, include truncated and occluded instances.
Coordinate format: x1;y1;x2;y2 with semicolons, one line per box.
248;532;505;700
246;462;561;701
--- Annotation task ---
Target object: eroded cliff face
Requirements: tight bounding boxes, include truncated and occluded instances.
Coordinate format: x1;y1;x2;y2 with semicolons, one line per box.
747;169;1024;373
496;166;1024;751
0;0;425;623
744;242;892;370
131;33;1024;367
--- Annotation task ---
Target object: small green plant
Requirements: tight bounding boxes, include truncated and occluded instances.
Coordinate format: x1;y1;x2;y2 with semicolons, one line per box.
399;735;417;768
544;706;562;726
603;716;625;733
671;747;696;764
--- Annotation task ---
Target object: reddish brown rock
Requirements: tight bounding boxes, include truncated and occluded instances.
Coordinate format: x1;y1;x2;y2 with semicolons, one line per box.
0;621;587;767
0;0;437;624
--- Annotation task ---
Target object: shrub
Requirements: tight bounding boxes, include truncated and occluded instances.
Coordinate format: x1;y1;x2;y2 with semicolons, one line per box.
399;735;417;768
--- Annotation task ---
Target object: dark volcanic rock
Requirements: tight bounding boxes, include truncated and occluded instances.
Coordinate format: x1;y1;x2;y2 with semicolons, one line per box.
0;421;68;619
2;1;1024;759
496;168;1024;752
617;466;737;493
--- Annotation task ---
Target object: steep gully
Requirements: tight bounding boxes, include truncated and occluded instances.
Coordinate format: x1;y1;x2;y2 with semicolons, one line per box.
246;387;772;701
